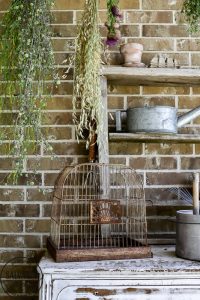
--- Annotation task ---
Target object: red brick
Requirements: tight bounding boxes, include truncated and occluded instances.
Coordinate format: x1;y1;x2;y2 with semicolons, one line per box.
52;11;73;24
145;143;193;155
108;85;140;95
146;172;192;185
43;112;73;125
109;142;143;155
143;25;189;37
45;142;88;156
0;220;23;232
27;188;53;202
0;189;24;201
143;86;190;95
126;11;173;23
130;157;177;170
27;157;74;171
0;0;11;10
25;219;50;233
0;204;39;217
52;24;77;38
0;250;23;263
43;127;72;140
127;96;175;107
142;0;183;10
44;173;59;186
0;235;41;248
181;157;200;170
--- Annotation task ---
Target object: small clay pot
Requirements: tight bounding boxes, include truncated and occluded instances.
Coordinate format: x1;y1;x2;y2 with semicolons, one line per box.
120;42;143;65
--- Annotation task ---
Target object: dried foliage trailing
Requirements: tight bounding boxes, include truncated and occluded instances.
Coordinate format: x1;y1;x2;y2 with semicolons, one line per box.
105;0;122;46
73;0;102;148
182;0;200;33
0;0;56;183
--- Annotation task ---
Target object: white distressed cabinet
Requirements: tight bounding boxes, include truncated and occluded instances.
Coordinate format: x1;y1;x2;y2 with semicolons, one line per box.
38;246;200;300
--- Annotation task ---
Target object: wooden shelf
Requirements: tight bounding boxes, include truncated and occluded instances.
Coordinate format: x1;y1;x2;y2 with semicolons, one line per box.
109;132;200;143
102;66;200;86
99;67;200;162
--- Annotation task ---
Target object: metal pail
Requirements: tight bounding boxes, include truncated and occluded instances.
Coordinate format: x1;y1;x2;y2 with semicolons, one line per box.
176;210;200;261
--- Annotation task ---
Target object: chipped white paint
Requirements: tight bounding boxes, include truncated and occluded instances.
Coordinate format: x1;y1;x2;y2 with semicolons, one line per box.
55;285;200;300
38;246;200;300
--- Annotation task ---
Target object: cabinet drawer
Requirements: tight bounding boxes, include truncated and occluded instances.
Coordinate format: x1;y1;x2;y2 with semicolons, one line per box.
52;280;200;300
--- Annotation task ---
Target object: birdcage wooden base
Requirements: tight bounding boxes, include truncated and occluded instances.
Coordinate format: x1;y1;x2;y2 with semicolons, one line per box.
47;237;152;262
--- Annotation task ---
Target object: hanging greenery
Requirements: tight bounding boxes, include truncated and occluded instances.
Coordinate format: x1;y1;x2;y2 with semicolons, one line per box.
0;0;57;183
105;0;122;46
182;0;200;33
73;0;102;148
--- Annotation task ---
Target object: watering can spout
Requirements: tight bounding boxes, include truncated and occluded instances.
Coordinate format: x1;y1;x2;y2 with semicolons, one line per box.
177;106;200;128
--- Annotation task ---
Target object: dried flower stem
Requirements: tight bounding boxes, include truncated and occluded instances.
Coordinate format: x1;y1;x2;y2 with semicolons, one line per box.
73;0;102;149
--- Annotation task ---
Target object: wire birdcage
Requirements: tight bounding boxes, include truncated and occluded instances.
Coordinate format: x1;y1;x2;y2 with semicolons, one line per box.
47;163;151;262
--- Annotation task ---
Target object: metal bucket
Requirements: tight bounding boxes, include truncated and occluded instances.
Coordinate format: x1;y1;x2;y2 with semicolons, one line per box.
176;210;200;261
127;106;177;134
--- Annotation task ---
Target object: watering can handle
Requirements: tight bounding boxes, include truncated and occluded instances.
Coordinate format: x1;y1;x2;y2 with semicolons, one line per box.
116;110;126;132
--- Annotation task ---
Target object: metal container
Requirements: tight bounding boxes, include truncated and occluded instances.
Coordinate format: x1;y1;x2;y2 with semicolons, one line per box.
127;106;177;133
116;105;200;134
176;210;200;261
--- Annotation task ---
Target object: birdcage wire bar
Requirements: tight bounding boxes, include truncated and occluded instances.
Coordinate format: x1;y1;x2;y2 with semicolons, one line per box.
47;163;151;261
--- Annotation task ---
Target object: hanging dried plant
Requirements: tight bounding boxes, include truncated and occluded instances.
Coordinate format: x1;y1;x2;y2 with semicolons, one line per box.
0;0;57;183
73;0;102;148
182;0;200;33
105;0;122;47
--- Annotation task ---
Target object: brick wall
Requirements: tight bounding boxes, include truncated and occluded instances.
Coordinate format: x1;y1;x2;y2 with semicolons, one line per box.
0;0;200;298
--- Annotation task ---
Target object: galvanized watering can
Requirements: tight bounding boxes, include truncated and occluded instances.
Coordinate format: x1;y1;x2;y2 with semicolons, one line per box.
116;106;200;134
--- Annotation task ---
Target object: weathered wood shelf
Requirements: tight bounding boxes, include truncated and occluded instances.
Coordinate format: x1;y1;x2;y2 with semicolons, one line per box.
102;66;200;86
109;132;200;143
99;66;200;162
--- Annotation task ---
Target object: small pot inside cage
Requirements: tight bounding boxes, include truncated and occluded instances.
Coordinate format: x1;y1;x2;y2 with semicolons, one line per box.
47;163;151;262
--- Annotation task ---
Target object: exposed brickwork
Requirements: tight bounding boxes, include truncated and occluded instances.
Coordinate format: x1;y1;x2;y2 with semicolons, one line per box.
144;143;193;155
143;86;190;95
109;142;143;155
129;157;177;170
1;0;200;298
127;96;176;107
126;11;173;23
143;25;189;37
142;0;183;10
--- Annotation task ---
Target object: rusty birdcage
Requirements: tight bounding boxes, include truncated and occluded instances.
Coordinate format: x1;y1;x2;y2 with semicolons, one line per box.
47;163;151;262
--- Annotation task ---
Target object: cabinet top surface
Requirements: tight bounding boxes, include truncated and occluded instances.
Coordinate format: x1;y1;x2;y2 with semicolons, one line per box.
38;246;200;274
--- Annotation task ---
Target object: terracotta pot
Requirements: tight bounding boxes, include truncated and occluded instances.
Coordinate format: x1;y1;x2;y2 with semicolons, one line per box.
120;42;143;65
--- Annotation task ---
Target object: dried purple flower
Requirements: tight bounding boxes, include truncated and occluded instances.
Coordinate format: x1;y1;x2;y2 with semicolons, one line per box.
105;37;119;47
111;5;122;18
105;1;122;47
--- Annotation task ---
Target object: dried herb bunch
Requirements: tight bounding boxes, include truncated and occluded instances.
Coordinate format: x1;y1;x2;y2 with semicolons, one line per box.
182;0;200;33
106;0;122;46
73;0;102;148
0;0;56;183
